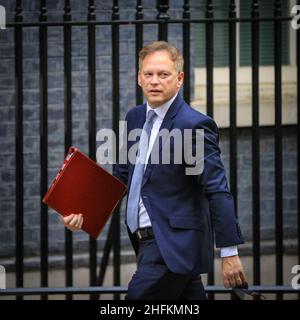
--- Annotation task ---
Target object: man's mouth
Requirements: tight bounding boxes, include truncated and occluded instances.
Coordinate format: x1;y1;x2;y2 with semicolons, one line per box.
149;89;162;94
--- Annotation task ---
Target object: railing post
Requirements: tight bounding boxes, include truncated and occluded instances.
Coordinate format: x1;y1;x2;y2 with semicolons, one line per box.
135;0;144;105
111;0;121;301
229;0;237;213
297;2;300;293
156;0;169;41
229;0;238;300
39;0;48;301
274;0;283;300
251;0;261;286
205;0;214;299
64;0;73;300
182;0;191;104
206;0;213;118
14;0;24;301
87;0;97;299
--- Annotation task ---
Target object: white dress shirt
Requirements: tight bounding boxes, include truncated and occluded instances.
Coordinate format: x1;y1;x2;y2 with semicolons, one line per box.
137;93;238;258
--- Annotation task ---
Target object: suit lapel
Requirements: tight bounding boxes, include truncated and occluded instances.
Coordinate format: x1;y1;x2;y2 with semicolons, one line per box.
142;95;184;187
135;105;147;131
127;104;147;188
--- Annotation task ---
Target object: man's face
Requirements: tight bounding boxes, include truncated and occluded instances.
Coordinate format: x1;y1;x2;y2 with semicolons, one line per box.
138;50;184;108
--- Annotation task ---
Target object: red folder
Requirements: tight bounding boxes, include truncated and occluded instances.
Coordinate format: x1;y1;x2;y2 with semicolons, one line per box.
43;147;127;239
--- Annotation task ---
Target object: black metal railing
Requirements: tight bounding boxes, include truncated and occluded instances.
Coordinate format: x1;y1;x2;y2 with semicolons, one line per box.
63;0;73;301
251;0;260;288
0;284;297;297
14;0;24;301
0;0;299;300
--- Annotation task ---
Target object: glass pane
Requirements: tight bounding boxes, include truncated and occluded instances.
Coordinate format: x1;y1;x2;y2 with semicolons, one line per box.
194;0;229;68
240;0;290;66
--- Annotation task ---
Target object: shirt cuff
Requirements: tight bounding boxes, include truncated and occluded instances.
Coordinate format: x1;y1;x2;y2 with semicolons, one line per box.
220;246;238;258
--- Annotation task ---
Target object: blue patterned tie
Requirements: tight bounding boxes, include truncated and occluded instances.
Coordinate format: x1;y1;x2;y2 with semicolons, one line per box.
126;110;157;233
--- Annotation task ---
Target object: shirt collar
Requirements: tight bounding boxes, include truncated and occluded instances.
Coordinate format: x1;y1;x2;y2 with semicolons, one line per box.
146;93;178;120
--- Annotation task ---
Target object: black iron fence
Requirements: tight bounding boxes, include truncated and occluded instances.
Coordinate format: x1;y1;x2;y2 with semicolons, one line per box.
0;0;299;300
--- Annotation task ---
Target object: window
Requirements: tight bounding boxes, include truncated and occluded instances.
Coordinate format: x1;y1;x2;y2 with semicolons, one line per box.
194;0;290;68
194;0;229;67
240;0;289;66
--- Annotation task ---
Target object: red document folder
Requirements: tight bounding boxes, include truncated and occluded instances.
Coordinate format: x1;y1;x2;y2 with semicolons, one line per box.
43;147;127;239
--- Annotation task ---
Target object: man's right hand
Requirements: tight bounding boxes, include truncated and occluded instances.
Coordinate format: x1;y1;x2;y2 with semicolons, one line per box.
60;213;83;232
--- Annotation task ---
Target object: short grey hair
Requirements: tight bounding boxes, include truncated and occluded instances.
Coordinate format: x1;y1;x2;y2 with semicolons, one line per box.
139;41;184;73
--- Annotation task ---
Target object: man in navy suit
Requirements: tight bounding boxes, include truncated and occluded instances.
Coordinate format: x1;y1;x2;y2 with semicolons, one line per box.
62;41;246;299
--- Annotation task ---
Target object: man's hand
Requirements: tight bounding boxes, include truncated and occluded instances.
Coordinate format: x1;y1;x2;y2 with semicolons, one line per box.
60;213;83;232
221;255;246;288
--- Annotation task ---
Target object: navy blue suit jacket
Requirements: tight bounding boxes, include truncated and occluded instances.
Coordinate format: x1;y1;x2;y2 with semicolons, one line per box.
114;95;244;275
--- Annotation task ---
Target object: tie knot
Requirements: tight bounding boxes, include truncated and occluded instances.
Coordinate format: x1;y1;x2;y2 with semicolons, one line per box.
147;110;157;124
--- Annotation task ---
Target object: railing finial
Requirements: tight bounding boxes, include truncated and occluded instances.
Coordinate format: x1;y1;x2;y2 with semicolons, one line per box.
183;0;190;19
88;0;96;21
136;0;143;20
15;0;23;22
40;0;47;21
64;0;71;19
112;0;119;20
206;0;213;19
156;0;170;20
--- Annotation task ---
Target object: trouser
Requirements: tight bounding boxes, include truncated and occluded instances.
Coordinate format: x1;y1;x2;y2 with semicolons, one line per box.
126;238;207;300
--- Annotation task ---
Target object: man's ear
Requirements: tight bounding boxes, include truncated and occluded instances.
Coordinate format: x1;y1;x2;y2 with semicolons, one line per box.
177;71;184;88
138;71;142;87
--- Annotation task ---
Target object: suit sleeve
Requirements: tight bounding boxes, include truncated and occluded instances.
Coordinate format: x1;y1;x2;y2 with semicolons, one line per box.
113;113;129;186
196;117;244;248
113;162;128;186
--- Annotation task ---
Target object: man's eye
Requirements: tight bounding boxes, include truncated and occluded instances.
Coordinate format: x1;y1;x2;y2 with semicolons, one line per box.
160;73;169;78
144;73;152;77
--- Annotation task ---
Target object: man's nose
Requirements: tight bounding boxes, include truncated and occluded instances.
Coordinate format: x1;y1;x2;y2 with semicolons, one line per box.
150;75;159;84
